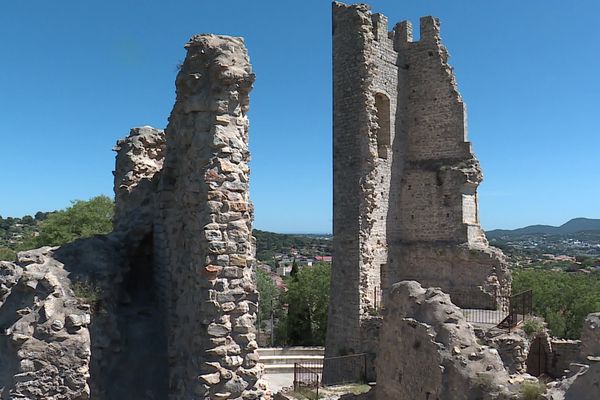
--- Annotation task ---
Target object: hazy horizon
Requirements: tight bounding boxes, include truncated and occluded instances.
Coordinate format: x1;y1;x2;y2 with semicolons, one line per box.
1;205;598;234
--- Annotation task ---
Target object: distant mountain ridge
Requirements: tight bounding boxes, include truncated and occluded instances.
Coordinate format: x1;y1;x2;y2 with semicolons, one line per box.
486;218;600;238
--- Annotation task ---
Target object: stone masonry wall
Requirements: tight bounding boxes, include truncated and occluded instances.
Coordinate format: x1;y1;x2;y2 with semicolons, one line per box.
327;1;512;371
327;1;400;363
113;126;165;243
547;313;600;399
395;16;475;241
369;12;398;314
548;339;582;378
327;2;378;360
154;34;263;399
387;16;510;307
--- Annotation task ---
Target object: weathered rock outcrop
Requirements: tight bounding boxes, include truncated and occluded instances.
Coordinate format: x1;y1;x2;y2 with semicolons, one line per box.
562;363;600;400
547;361;600;400
0;250;90;399
375;281;515;400
581;313;600;358
0;236;125;400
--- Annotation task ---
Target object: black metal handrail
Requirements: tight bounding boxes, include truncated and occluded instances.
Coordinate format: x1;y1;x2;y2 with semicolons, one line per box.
293;362;320;398
500;289;533;328
321;353;369;386
455;289;533;329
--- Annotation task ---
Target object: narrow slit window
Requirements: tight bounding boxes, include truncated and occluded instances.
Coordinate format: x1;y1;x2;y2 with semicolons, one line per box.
375;93;391;159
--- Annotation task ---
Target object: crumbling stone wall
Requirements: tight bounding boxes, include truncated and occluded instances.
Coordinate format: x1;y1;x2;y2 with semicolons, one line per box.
113;126;165;241
387;14;509;307
111;34;265;400
547;339;581;378
581;313;600;357
154;34;263;399
547;313;600;399
327;1;511;365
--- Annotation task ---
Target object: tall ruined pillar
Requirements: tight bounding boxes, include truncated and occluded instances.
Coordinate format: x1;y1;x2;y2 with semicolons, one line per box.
155;34;264;400
326;1;511;378
325;1;399;381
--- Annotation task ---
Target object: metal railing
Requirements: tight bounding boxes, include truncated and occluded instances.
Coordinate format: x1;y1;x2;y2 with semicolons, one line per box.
293;362;320;398
500;289;533;328
321;353;369;386
458;289;533;329
461;304;510;325
294;352;370;395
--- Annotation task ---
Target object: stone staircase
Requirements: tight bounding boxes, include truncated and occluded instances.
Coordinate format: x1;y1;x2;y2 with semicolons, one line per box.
258;347;324;374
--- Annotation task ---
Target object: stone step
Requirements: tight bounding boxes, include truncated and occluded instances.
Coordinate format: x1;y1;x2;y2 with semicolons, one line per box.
260;354;323;365
263;363;323;375
258;347;324;357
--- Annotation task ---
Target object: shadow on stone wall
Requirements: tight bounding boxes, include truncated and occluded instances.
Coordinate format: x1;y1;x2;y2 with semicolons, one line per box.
53;232;168;400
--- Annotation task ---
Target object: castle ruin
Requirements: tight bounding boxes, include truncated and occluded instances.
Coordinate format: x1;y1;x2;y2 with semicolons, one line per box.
5;3;600;399
326;1;511;362
0;34;265;400
155;34;262;399
118;34;263;399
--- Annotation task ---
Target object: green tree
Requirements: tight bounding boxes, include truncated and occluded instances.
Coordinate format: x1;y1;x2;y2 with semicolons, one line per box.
513;269;600;339
21;215;34;225
252;229;332;262
256;268;288;345
285;263;331;345
256;268;280;323
290;258;299;278
20;195;114;249
34;211;49;221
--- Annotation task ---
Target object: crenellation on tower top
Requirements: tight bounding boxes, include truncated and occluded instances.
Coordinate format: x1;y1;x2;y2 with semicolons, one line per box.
393;21;413;50
419;16;441;42
371;13;389;41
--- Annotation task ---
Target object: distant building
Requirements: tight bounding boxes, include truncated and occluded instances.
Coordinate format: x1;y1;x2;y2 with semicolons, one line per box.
276;264;293;277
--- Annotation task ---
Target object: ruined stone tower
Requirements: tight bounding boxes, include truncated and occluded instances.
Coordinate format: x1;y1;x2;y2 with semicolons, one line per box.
326;1;511;362
114;35;264;400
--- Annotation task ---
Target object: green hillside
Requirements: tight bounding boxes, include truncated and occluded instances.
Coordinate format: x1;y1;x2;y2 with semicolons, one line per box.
253;229;331;261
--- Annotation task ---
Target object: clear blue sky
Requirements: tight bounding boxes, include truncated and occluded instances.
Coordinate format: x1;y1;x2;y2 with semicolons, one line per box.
1;0;598;233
